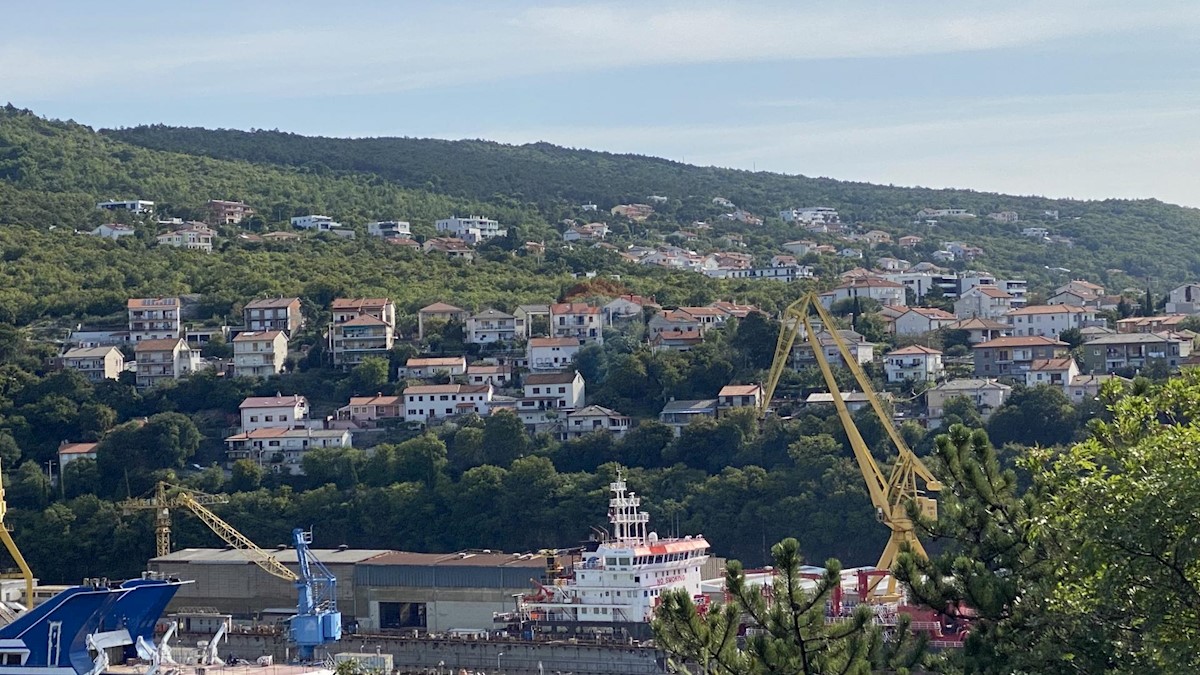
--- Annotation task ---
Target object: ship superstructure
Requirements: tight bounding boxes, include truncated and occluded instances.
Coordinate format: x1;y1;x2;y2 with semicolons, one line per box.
507;473;709;637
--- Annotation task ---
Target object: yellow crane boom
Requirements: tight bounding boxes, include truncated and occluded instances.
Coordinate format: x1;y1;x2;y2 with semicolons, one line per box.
0;460;34;608
121;482;297;582
762;293;941;599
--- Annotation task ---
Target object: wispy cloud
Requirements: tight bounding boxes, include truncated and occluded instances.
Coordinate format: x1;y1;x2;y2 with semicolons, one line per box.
3;1;1198;99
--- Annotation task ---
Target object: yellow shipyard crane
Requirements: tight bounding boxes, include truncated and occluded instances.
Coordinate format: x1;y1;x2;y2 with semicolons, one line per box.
761;292;941;599
0;460;34;608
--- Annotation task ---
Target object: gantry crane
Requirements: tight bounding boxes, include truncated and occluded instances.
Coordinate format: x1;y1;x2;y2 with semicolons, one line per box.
119;482;229;557
761;292;941;599
122;483;341;660
0;460;34;609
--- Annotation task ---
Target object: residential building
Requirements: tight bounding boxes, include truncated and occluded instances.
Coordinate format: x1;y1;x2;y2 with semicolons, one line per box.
128;297;181;342
670;306;733;333
898;235;923;248
466;364;513;387
1116;314;1191;334
1065;374;1127;403
291;215;344;232
708;265;815;282
466;308;519;344
782;240;817;256
562;405;632;440
435;216;506;244
1005;304;1097;337
134;338;198;389
386;237;421;250
875;257;911;272
401;356;467;379
62;346;124;382
648;310;701;337
883;345;944;383
90;223;136;240
791;330;877;368
522;371;585;410
329;298;396;368
527;337;582;371
207;200;254;225
989;211;1020;223
417;302;469;339
239;394;310;433
58;441;98;470
926;379;1012;425
550;303;604;344
366;220;412;239
658;399;718;436
839;248;864;259
243;297;304;336
603;294;659;323
954;285;1013;320
917;208;975;218
779;207;838;224
820;277;906;307
649;328;703;352
1080;333;1190;374
610;204;655;221
337;395;403;428
894;307;957;335
712;197;735;208
1025;357;1079;390
224;428;351;472
972;336;1069;379
422;237;474;260
231;331;289;379
1048;280;1104;307
563;222;610;242
1021;226;1048;238
514;304;551;338
98;199;154;213
946;317;1011;345
998;279;1028;307
1166;283;1200;315
403;384;493;422
803;391;890;413
718;384;764;412
156;223;215;252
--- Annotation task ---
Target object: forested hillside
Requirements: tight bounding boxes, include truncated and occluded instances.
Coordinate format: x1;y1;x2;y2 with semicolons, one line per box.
105;122;1200;290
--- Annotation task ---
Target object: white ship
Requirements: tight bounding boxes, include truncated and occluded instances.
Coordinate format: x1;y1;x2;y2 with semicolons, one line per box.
502;473;710;638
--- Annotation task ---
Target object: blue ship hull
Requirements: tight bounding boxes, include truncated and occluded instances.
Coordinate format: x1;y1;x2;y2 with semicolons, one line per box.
0;576;185;675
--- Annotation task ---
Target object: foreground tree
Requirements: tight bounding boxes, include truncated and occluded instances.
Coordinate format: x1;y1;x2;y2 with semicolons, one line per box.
654;537;924;674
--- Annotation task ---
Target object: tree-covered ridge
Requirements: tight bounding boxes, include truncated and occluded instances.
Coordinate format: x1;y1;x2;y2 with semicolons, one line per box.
102;118;1200;289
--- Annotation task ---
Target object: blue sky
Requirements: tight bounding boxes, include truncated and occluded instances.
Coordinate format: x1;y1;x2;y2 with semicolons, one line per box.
4;1;1199;206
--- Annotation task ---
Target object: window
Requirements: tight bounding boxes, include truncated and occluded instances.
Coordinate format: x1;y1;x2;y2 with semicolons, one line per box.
265;415;274;422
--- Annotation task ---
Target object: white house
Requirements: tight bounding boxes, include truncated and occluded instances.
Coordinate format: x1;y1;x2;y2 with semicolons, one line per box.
523;371;585;410
658;399;718;436
779;207;838;224
62;346;124;382
128;297;181;342
156;224;214;252
403;383;493;422
954;285;1013;320
401;356;467;379
435;215;506;244
883;345;944;383
224;428;351;473
893;307;958;335
718;384;764;411
1166;283;1200;315
336;394;403;428
562;405;632;440
291;215;345;231
329;298;396;368
58;441;99;470
791;330;877;369
366;220;412;239
239;394;310;433
782;240;817;256
528;337;582;371
231;330;289;379
466;308;519;344
1025;357;1080;391
603;294;659;323
820;278;907;308
926;379;1012;426
550;303;604;344
466;363;513;387
1005;304;1097;337
90;223;137;240
133;338;198;389
98;199;154;213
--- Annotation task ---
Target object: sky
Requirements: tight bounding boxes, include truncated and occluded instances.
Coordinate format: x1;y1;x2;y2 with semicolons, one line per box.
4;1;1199;206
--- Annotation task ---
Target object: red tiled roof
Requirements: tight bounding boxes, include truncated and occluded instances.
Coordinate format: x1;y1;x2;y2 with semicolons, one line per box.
974;336;1068;349
887;345;942;356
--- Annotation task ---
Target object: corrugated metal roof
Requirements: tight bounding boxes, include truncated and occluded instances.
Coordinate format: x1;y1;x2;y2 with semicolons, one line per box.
153;548;391;564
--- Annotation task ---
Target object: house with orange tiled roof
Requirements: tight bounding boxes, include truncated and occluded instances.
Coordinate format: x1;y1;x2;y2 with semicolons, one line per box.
650;327;704;352
329;298;396;368
128;297;181;342
820;277;906;308
1004;304;1098;338
1025;357;1079;390
134;337;198;389
894;306;958;336
528;337;582;371
884;345;944;383
58;441;98;469
973;335;1069;379
550;302;604;344
954;285;1013;320
718;384;764;412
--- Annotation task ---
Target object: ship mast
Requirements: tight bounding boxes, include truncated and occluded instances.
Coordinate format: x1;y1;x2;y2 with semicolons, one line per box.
609;471;650;545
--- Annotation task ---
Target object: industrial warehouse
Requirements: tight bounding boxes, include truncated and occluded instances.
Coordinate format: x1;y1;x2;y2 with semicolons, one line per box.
152;547;582;633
